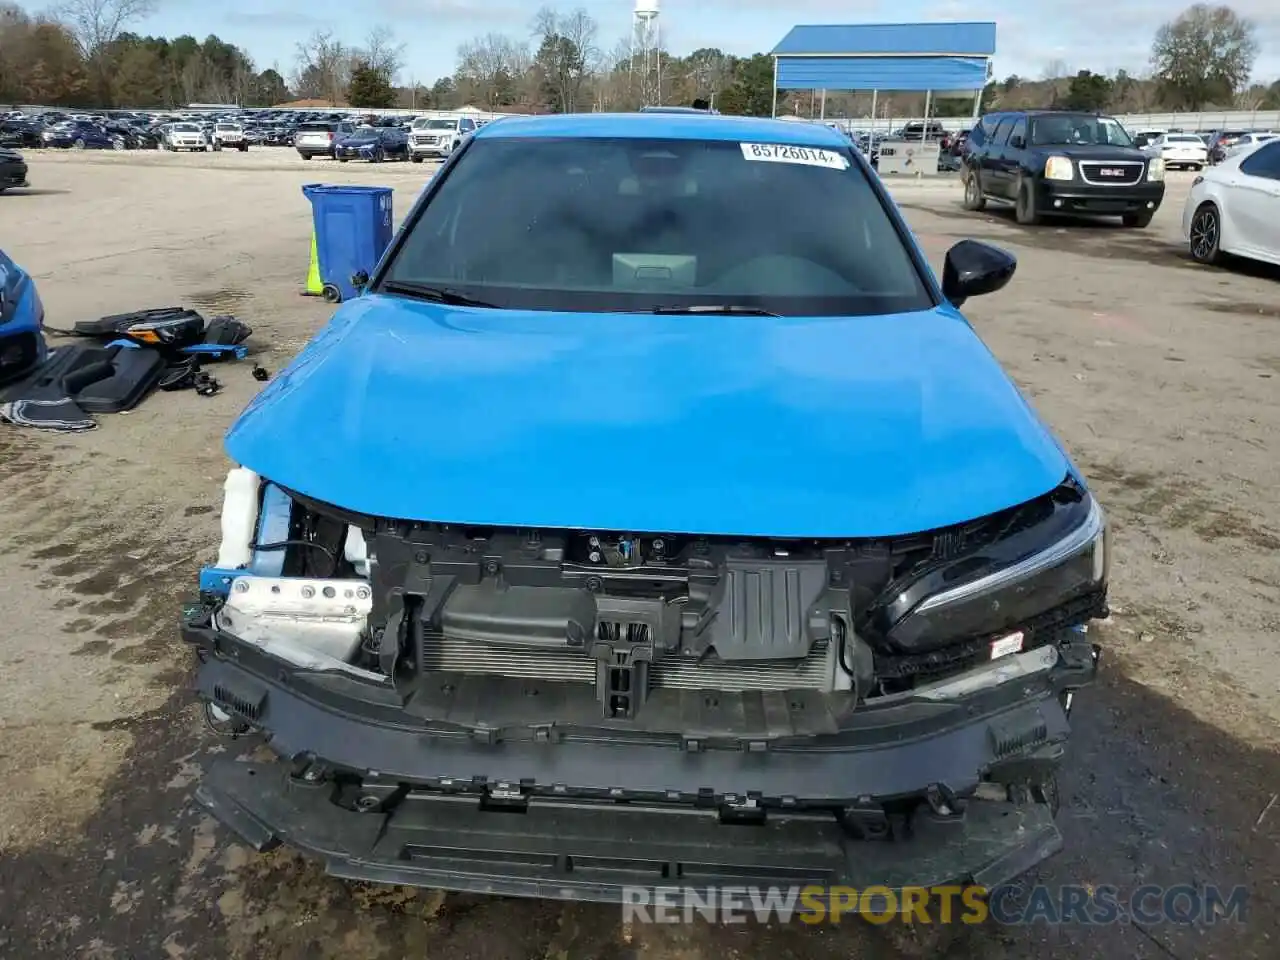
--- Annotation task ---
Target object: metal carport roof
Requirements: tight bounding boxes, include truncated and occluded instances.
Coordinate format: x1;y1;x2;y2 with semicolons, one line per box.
771;22;996;93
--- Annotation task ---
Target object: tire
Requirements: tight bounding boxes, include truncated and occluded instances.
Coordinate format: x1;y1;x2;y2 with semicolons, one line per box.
238;144;247;152
962;169;986;211
1188;202;1222;264
411;156;423;163
321;283;342;303
1015;179;1041;225
73;138;85;150
112;139;124;150
1122;210;1154;228
300;154;311;161
338;158;348;163
1192;164;1203;171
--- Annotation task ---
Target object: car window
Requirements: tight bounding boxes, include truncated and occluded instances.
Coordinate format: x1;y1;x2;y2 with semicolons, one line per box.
298;122;334;132
1239;141;1280;180
968;122;986;148
1029;114;1132;146
989;117;1015;147
1007;117;1027;148
381;136;933;317
461;119;476;131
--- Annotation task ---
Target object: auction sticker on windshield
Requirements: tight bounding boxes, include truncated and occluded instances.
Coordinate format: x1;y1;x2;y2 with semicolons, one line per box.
740;143;850;170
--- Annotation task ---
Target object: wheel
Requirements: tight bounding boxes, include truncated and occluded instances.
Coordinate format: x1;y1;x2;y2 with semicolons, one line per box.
301;154;311;160
962;169;986;211
321;283;342;303
411;156;423;163
338;158;348;163
1192;163;1203;171
1015;179;1040;225
73;138;85;150
1188;202;1221;264
1122;210;1154;228
112;139;124;150
238;143;247;152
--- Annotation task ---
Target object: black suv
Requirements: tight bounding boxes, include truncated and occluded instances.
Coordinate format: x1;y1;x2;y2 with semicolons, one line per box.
962;110;1164;228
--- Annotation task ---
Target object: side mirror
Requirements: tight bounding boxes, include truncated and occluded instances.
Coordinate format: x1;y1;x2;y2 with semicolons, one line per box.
942;240;1017;308
1008;134;1025;150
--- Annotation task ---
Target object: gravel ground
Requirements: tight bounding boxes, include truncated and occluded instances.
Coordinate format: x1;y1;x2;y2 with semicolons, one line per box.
0;149;1277;960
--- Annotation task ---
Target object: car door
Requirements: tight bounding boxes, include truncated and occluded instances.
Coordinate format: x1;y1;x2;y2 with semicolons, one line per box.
1228;142;1280;259
983;116;1016;198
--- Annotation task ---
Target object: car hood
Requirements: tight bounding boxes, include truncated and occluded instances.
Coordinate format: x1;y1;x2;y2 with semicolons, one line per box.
1033;143;1147;162
225;296;1071;537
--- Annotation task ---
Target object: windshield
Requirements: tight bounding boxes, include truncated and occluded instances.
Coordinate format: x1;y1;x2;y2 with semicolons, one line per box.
418;119;457;130
298;122;335;132
1166;135;1202;143
172;124;200;132
216;123;239;131
1029;115;1133;147
380;136;932;316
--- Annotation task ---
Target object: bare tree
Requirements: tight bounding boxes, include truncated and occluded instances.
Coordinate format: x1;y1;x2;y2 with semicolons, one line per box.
1151;3;1258;109
55;0;154;59
456;32;527;108
531;6;598;112
54;0;155;100
292;29;351;105
359;24;405;81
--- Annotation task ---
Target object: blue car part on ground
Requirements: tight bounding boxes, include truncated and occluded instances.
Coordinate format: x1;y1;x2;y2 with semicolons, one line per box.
188;113;1108;904
302;184;394;304
0;248;47;384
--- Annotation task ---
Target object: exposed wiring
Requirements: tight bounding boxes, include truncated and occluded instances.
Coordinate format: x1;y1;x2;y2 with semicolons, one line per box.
254;539;338;567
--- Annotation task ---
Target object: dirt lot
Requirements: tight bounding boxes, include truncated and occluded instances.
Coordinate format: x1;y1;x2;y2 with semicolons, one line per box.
0;149;1277;960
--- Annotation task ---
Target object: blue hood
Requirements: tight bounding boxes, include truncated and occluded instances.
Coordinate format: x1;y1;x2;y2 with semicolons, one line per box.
226;295;1069;537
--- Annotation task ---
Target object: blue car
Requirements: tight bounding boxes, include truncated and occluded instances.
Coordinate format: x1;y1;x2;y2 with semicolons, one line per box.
41;119;119;150
187;113;1107;901
333;126;410;162
0;249;48;384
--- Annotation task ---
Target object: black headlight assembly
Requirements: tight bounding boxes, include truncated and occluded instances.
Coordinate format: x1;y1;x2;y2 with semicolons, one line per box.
864;479;1109;655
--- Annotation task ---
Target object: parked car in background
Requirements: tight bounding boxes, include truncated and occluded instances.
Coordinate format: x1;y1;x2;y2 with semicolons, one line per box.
295;120;355;160
1183;139;1280;267
1207;130;1250;164
408;115;477;162
1224;131;1277;159
0;119;45;149
212;122;249;151
0;146;29;192
42;120;117;150
1143;132;1208;170
897;119;952;150
333;126;410;162
962;109;1164;227
1131;129;1166;149
162;123;210;151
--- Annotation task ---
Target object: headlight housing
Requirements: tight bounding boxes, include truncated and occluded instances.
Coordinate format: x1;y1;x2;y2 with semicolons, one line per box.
1147;157;1165;181
869;484;1109;654
1044;155;1074;181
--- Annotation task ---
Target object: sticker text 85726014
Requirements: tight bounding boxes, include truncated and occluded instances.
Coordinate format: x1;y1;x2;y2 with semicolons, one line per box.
740;143;850;170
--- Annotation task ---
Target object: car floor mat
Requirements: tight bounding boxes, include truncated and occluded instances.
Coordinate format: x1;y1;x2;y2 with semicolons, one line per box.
0;343;167;417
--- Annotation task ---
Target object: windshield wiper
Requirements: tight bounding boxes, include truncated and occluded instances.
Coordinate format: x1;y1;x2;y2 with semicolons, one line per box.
650;304;779;316
381;280;499;308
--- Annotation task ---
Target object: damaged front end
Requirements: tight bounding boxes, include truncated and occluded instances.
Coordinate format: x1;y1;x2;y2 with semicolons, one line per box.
185;467;1106;901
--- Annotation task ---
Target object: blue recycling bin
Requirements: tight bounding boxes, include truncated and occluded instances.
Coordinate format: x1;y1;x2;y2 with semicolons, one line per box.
302;184;394;303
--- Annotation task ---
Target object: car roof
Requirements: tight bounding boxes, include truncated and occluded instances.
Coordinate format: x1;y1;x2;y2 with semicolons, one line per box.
471;112;849;148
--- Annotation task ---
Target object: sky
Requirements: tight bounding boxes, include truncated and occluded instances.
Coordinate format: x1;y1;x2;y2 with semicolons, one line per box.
40;0;1280;87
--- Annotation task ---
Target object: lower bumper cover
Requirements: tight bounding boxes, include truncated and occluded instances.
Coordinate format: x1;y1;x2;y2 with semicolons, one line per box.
197;757;1063;902
1037;181;1165;215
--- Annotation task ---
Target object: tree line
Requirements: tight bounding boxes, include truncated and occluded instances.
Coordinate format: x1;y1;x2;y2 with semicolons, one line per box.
2;0;1277;115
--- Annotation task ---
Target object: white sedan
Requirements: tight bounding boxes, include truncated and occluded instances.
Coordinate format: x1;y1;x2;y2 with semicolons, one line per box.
1145;133;1208;170
1183;140;1280;266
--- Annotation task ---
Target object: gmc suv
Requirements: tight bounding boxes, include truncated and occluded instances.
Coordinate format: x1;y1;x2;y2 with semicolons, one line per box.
962;109;1165;227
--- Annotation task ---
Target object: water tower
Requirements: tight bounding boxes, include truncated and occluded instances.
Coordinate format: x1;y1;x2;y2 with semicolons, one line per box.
630;0;662;106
